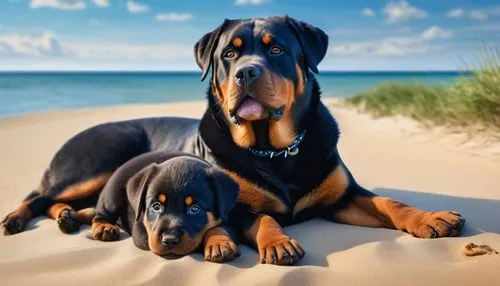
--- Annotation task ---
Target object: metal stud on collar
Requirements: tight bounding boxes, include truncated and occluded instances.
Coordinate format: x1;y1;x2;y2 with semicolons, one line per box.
248;130;306;159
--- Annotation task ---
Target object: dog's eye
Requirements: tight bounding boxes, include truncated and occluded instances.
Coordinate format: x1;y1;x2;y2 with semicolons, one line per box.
270;45;283;55
151;202;163;213
224;49;236;59
187;204;201;215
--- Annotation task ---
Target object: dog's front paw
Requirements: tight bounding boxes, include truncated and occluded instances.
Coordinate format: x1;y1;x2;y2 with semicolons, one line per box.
204;239;240;263
92;220;120;241
203;227;240;263
409;211;465;238
258;236;305;265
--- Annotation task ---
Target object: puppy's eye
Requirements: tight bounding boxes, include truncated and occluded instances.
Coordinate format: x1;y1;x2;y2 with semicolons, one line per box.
187;204;201;215
224;49;236;59
151;202;163;213
270;45;283;55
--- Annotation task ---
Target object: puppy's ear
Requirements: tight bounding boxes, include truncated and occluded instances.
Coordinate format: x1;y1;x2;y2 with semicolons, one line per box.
126;163;160;222
286;16;328;74
207;168;239;221
194;19;233;81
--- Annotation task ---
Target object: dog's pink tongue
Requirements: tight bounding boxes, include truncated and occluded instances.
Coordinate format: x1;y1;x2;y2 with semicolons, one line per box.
237;97;267;120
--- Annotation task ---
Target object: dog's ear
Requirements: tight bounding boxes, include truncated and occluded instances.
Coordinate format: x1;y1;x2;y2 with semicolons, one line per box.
286;16;328;74
127;163;160;222
207;168;239;221
194;19;233;81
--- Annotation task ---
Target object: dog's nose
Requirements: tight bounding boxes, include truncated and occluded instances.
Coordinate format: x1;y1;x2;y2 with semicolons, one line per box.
234;64;261;87
161;231;182;249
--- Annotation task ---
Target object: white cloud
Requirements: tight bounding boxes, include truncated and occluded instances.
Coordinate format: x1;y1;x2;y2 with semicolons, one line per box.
235;0;270;6
91;0;109;8
330;43;369;55
448;8;491;21
331;38;431;57
469;10;488;21
330;25;452;57
126;0;148;13
447;8;465;18
156;13;193;22
30;0;85;10
361;8;376;17
420;26;453;41
382;0;427;24
0;31;62;57
375;40;429;56
65;42;192;61
0;31;192;63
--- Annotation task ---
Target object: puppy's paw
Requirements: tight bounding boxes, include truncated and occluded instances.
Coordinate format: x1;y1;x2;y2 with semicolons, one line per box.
258;237;305;266
57;209;81;234
1;212;26;235
92;221;120;241
204;240;240;263
203;227;240;263
409;211;465;239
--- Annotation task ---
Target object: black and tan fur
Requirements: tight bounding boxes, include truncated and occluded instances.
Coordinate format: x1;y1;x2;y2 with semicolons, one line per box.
2;16;464;266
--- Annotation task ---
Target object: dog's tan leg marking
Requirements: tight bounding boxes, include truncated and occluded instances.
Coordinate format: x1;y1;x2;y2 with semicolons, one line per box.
245;214;305;265
76;208;96;225
55;173;111;202
224;171;288;214
294;165;349;215
92;218;120;241
334;196;465;238
203;226;240;263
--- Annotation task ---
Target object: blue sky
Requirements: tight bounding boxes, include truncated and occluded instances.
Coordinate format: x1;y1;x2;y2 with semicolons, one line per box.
0;0;499;71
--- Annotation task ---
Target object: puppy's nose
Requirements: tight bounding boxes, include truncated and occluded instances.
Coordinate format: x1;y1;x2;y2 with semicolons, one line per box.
234;64;261;87
161;231;182;249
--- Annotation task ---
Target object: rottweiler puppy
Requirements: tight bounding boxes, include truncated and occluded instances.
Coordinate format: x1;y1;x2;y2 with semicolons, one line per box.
91;151;240;262
2;16;464;266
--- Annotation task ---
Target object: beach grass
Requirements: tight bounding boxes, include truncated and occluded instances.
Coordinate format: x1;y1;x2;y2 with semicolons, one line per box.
345;49;500;133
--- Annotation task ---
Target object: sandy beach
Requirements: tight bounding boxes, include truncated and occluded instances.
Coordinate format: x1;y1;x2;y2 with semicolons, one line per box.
0;100;499;286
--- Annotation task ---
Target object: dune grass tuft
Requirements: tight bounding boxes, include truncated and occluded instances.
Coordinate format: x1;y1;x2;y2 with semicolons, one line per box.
345;49;500;133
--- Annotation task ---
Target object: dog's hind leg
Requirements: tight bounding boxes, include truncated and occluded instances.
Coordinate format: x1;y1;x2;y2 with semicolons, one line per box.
46;173;111;234
47;204;97;234
2;190;51;235
2;173;110;235
47;203;80;234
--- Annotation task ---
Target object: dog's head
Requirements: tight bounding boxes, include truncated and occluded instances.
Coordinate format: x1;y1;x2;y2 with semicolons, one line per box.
126;156;239;258
194;16;328;149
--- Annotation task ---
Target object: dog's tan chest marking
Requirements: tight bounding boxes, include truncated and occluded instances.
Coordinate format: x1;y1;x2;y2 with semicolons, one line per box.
293;165;349;215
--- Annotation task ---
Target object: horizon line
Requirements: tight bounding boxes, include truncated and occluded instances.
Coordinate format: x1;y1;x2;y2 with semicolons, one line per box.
0;69;473;73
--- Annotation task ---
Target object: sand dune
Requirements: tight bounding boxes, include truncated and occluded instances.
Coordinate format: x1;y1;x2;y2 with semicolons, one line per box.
0;101;499;285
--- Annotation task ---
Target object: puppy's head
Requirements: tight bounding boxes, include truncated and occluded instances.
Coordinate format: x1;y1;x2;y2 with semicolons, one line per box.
194;16;328;148
126;156;239;258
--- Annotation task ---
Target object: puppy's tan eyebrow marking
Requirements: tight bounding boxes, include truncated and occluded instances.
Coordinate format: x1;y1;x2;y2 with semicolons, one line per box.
232;37;243;48
262;33;272;45
185;196;194;206
158;194;167;204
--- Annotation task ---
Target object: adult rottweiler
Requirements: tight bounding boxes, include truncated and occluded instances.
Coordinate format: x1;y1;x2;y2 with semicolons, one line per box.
2;16;464;265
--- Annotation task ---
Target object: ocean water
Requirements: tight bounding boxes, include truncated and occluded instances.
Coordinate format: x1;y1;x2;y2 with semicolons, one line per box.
0;71;468;118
